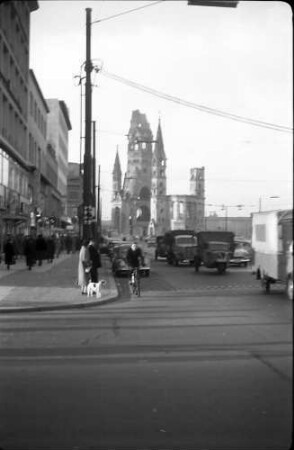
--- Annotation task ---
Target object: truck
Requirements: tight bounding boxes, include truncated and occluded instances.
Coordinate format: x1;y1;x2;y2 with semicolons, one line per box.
251;209;293;299
154;235;168;260
194;231;235;274
164;230;197;266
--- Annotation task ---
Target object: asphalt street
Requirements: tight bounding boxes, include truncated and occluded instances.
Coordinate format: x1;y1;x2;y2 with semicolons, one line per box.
0;255;292;450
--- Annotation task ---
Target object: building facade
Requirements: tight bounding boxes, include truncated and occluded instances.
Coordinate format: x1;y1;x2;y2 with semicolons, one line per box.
67;162;83;235
46;98;72;225
0;0;38;244
111;110;206;237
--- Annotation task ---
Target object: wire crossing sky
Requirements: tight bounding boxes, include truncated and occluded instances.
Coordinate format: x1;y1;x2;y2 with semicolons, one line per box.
101;70;293;133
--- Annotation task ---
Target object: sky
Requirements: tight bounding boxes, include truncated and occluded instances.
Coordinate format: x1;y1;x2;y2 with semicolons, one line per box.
29;0;293;220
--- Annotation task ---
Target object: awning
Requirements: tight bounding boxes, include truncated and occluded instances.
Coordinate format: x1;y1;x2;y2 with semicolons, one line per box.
1;214;29;224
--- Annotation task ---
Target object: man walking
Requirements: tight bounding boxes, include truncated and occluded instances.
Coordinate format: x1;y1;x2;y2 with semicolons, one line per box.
88;240;101;283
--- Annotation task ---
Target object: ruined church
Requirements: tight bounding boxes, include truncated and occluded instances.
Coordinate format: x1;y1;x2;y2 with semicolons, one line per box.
111;110;205;238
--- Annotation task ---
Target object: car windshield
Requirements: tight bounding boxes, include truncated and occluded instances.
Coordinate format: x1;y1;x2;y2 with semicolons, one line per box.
175;236;197;245
208;241;230;251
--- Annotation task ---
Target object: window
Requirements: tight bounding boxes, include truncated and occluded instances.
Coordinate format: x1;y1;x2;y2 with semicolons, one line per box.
255;224;266;242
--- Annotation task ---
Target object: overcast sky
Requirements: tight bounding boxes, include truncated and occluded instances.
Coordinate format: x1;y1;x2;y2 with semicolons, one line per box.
30;1;293;220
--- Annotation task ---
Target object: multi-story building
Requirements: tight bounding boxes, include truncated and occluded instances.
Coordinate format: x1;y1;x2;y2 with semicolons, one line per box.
0;1;38;242
67;162;83;234
111;110;205;237
46;98;72;226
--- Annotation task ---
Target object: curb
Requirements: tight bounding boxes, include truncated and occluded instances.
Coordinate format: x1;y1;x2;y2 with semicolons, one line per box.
0;290;119;313
0;254;119;313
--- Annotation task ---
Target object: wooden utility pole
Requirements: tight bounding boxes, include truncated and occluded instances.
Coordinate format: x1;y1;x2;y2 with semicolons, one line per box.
83;8;93;240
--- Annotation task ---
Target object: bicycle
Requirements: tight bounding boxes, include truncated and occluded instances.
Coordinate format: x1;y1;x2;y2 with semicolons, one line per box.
130;267;141;297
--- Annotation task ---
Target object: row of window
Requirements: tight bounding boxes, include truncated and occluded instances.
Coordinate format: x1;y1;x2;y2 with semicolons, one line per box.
0;2;29;79
0;37;28;116
0;89;27;160
0;147;28;198
29;92;47;137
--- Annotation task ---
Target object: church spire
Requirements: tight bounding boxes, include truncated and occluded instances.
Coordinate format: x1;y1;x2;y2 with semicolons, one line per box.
154;117;166;161
112;146;122;197
113;146;121;176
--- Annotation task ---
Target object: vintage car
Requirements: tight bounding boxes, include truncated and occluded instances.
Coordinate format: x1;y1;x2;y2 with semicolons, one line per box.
229;241;251;267
111;243;150;277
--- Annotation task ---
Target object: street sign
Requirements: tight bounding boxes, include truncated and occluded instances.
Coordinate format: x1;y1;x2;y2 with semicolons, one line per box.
188;1;239;7
83;205;96;224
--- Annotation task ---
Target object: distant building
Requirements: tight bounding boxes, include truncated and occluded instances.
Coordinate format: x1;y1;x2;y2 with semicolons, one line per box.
67;162;83;233
205;215;252;240
28;69;60;224
46;99;72;226
111;110;205;237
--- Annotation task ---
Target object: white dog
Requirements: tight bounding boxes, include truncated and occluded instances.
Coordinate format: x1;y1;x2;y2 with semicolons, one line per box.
87;280;106;298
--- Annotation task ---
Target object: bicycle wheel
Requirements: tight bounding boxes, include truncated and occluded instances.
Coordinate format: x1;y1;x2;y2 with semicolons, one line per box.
136;272;141;297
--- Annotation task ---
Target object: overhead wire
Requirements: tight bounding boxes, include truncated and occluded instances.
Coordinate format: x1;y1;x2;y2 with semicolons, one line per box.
101;70;293;133
91;1;164;24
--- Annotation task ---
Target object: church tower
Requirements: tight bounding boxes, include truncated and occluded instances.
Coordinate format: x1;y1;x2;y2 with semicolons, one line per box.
150;118;168;235
111;147;122;234
190;167;205;231
123;110;153;237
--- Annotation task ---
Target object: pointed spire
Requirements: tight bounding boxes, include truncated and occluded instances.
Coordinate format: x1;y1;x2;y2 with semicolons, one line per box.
154;117;166;160
113;145;122;175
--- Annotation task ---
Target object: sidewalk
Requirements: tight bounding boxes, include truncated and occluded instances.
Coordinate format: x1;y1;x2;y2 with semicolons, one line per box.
0;252;118;313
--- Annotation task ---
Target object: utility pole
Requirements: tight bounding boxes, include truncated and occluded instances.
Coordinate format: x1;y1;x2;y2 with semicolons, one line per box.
91;120;97;240
97;164;101;244
83;8;93;240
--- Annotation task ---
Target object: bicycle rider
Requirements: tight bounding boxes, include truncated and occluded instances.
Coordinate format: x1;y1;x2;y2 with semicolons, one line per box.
126;241;145;284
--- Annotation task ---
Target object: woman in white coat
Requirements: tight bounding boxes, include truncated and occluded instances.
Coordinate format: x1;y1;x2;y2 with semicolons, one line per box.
78;239;90;294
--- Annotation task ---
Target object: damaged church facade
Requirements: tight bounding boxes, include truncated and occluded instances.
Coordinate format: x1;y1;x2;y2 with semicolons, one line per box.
111;110;205;238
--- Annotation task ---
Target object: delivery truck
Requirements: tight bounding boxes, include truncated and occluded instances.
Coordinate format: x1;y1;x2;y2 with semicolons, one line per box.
251;209;293;299
164;230;197;266
194;231;235;274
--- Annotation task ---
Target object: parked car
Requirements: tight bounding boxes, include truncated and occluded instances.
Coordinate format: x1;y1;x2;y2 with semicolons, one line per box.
111;243;150;277
229;241;251;267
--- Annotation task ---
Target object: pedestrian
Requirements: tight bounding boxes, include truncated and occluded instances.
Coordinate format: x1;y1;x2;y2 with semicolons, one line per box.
24;234;36;270
78;239;91;294
65;234;72;254
35;233;47;266
88;239;101;283
3;235;15;270
46;234;55;263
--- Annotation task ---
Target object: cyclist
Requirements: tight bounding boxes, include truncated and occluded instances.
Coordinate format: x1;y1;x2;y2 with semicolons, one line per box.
126;241;145;285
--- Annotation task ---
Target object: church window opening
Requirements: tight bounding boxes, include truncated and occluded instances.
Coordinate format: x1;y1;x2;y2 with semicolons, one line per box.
142;142;146;149
137;205;150;222
139;186;150;200
134;143;138;151
179;201;184;218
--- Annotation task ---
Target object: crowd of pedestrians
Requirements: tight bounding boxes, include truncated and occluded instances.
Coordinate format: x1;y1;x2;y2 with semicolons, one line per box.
0;233;82;270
